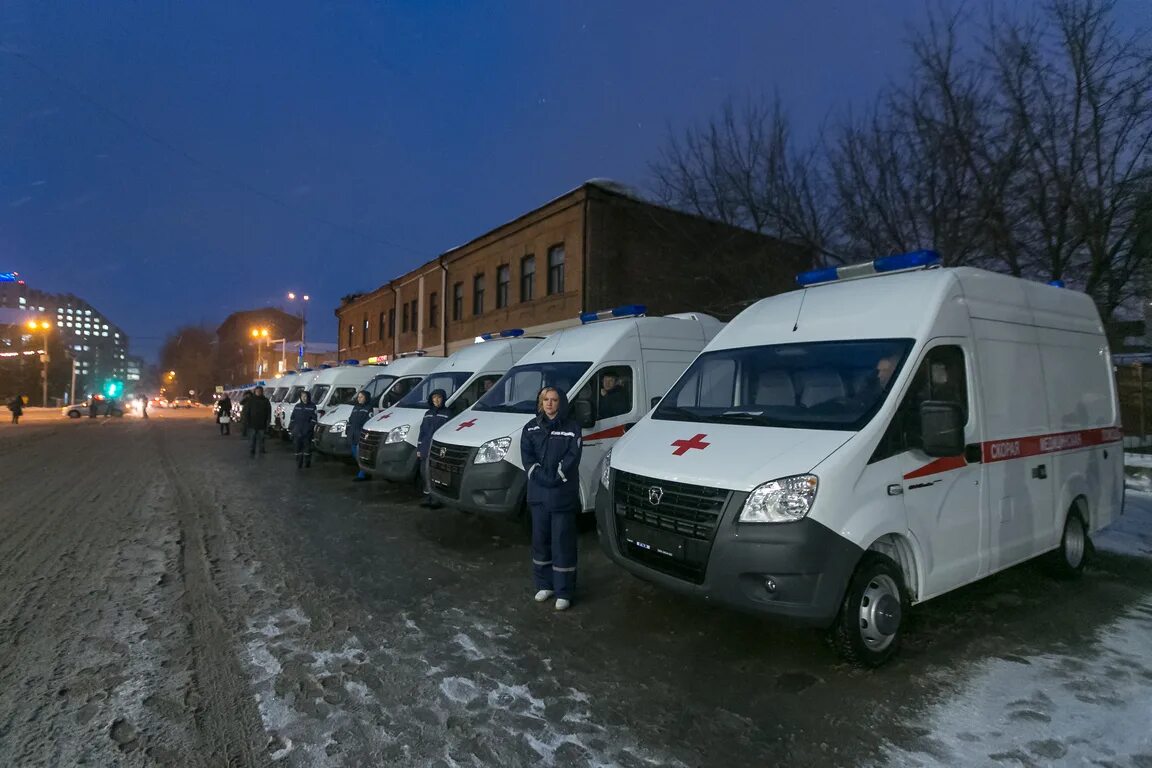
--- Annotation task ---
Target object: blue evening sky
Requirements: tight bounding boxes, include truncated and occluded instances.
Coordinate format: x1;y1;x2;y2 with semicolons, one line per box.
1;1;1147;359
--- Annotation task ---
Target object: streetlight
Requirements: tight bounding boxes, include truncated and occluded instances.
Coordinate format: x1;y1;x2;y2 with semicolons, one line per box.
250;327;270;378
288;292;310;370
26;319;51;407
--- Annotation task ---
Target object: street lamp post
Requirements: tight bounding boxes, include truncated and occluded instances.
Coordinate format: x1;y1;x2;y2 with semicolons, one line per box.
288;292;310;370
26;319;51;407
250;327;270;378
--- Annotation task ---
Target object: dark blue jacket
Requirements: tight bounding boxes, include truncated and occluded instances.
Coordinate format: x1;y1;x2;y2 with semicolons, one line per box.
521;389;582;511
347;392;374;446
289;400;318;439
417;389;450;458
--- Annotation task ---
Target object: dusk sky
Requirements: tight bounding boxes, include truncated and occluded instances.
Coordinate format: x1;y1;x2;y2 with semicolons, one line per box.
2;1;1147;361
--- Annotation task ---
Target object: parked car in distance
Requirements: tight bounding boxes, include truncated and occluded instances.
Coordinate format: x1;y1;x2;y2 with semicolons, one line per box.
62;396;124;418
170;397;194;408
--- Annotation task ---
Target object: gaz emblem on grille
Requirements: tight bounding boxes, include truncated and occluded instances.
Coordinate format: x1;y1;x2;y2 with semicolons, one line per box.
437;446;447;457
647;487;664;506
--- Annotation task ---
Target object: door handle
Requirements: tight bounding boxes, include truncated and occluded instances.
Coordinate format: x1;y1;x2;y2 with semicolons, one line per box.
1032;464;1048;480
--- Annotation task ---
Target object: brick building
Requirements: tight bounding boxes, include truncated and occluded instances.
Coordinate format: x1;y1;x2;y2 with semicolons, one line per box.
336;180;811;360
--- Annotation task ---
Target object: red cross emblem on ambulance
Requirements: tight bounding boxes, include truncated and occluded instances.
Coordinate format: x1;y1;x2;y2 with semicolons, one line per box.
671;433;711;456
455;418;478;431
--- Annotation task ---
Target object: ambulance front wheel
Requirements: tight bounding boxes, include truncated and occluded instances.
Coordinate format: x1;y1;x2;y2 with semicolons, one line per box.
829;552;908;668
1050;504;1089;579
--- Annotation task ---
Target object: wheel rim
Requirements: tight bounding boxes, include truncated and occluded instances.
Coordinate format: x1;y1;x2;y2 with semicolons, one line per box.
858;573;902;652
1064;516;1085;568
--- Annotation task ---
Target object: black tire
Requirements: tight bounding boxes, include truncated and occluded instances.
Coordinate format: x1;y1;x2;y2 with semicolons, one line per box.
67;410;81;419
828;552;908;668
1049;506;1089;579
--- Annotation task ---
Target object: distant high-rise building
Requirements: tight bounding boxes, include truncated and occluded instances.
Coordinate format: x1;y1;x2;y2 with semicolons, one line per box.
0;273;131;397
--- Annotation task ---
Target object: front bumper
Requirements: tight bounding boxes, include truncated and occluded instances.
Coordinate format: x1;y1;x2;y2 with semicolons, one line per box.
362;439;419;482
428;451;526;515
595;478;861;627
314;428;352;457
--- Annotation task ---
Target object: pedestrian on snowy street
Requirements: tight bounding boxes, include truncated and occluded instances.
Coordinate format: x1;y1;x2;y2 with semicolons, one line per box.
416;388;450;507
7;395;23;424
521;386;582;611
88;394;99;419
243;386;272;457
347;390;373;482
239;390;252;437
216;395;233;436
289;390;318;468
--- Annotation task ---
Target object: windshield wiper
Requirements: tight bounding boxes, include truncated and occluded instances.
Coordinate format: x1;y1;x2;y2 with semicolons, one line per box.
655;405;702;421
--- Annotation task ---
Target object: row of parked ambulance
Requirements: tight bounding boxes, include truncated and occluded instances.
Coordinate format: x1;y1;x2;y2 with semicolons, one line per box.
224;252;1125;666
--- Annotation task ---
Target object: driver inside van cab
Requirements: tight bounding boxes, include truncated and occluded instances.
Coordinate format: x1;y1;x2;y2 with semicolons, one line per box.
598;372;630;419
875;354;899;388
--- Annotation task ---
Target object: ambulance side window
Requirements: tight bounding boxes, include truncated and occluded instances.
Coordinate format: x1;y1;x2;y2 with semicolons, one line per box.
870;345;968;462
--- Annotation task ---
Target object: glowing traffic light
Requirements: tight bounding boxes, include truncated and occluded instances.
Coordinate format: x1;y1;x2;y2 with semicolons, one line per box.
104;379;124;398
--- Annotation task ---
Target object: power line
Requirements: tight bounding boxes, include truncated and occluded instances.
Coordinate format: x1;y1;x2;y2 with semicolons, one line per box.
4;49;432;259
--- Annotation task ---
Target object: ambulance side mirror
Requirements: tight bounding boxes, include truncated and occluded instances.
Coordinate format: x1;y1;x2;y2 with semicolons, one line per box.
920;401;965;457
571;399;595;428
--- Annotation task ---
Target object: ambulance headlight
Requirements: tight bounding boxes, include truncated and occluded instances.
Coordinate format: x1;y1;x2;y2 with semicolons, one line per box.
331;420;348;436
600;449;612;489
738;475;818;523
384;424;410;444
474;437;511;464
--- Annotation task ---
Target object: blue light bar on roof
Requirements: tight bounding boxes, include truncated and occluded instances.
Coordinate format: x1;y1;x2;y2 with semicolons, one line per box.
1048;280;1066;288
579;304;647;324
478;328;525;341
796;250;941;287
342;359;360;365
0;272;17;282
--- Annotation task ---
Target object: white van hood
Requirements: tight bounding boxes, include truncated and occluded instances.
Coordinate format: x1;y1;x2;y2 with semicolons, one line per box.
612;419;854;492
436;410;532;448
319;403;351;426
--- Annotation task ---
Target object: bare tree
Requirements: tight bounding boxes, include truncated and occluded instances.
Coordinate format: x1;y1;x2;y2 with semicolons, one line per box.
650;97;839;262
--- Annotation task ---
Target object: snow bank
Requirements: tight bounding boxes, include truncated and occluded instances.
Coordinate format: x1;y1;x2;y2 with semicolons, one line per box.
883;598;1152;766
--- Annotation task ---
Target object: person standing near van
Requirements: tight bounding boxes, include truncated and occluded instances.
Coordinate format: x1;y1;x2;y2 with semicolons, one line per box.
347;390;374;482
521;387;582;611
416;389;450;507
239;390;252;437
88;394;99;419
216;395;233;436
244;386;272;457
289;390;318;468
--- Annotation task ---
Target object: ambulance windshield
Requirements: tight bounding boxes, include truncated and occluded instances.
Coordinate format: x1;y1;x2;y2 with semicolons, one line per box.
396;371;473;409
654;339;914;431
473;362;591;414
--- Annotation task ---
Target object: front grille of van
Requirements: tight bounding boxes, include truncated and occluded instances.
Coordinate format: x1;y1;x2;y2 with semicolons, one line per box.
358;431;382;467
427;441;471;499
613;470;730;583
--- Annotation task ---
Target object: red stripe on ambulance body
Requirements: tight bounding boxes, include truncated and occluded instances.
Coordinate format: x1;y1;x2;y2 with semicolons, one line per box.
582;424;628;443
903;426;1122;480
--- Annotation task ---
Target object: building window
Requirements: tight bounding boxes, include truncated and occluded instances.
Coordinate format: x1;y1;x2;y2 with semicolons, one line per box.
429;292;438;328
363;315;369;337
401;302;409;333
473;274;485;316
497;265;510;309
453;282;464;322
347;323;354;348
388;308;396;338
547;245;565;295
378;312;385;341
520;255;535;302
410;300;419;333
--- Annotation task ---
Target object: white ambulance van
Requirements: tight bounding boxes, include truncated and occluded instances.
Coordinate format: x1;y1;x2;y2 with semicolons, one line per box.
276;368;321;436
596;252;1123;667
427;307;724;517
357;334;544;483
306;362;380;419
314;354;443;457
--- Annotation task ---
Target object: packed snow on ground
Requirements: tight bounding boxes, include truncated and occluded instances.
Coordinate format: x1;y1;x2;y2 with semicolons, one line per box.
883;479;1152;766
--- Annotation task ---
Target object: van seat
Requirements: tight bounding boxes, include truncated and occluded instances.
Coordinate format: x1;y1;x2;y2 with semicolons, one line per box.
797;369;846;407
754;371;797;406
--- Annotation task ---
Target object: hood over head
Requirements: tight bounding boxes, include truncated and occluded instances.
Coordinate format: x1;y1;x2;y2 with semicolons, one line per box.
427;388;448;409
